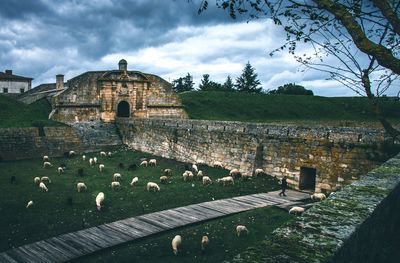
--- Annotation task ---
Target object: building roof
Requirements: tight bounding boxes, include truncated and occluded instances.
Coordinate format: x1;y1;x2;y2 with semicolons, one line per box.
0;71;33;81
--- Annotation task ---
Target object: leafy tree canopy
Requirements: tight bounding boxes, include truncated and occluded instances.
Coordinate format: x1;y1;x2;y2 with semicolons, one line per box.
269;83;314;95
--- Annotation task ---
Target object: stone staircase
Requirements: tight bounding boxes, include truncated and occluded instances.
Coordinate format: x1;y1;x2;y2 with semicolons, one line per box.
70;121;123;151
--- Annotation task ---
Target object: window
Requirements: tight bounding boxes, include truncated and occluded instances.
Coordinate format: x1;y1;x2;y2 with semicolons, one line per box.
20;88;25;93
2;88;8;93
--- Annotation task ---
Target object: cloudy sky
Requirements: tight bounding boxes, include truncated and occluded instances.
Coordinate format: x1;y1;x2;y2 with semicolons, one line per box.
0;0;392;96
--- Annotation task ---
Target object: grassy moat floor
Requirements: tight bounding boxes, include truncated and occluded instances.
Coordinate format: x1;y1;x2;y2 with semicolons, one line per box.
0;147;293;262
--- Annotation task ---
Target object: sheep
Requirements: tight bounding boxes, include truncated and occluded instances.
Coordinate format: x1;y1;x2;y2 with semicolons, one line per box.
82;155;86;161
289;206;305;215
229;169;242;178
147;182;160;191
113;173;122;181
213;161;223;169
93;157;97;164
96;192;105;211
99;164;105;172
171;235;182;255
34;177;41;185
43;155;50;162
192;164;198;173
43;161;52;168
160;176;168;184
111;181;121;190
77;182;87;192
58;167;64;174
241;173;253;181
202;176;212;185
89;158;94;166
236;225;249;237
130;177;138;186
195;159;205;165
164;168;172;176
182;170;194;182
197;170;204;180
69;150;76;157
149;159;157;167
201;235;209;251
217;176;234;186
39;182;48;192
107;151;112;157
100;151;107;157
140;160;148;167
311;193;327;201
254;168;265;177
26;200;34;208
40;176;51;184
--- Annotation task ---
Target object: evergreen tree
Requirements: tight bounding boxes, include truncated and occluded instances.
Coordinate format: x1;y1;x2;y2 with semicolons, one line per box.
172;73;194;93
223;75;235;91
199;74;212;91
235;62;262;93
183;73;194;91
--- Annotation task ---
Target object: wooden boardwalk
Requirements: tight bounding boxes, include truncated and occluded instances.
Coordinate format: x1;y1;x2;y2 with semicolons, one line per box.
0;190;310;263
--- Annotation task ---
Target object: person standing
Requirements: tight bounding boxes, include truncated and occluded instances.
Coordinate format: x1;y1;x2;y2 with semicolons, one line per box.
279;176;288;197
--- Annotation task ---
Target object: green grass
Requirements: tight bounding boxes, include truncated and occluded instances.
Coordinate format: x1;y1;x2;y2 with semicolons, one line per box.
0;95;63;127
179;91;400;125
0;147;280;253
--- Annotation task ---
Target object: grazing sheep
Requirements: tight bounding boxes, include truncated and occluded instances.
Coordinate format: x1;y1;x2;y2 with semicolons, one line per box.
254;168;265;177
192;164;198;173
171;235;182;255
217;176;234;186
89;158;94;166
289;206;305;215
107;151;112;157
182;170;194;182
197;170;204;180
140;158;147;162
111;181;121;190
229;169;242;178
311;193;327;201
76;182;87;192
96;192;105;211
40;176;51;184
43;155;50;162
164;168;172;176
34;177;40;185
149;159;157;167
43;161;52;168
140;160;148;167
202;176;212;185
147;182;160;191
82;155;86;161
99;164;105;172
39;182;48;192
128;164;137;171
213;161;223;169
195;159;205;165
236;225;249;237
160;176;168;184
113;173;122;181
69;151;76;157
241;173;253;181
100;151;107;157
58;167;64;174
201;235;209;251
130;177;139;186
93;157;97;164
26;200;34;208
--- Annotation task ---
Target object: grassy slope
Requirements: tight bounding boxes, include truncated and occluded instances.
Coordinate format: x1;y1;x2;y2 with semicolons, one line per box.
0;95;63;127
179;91;400;124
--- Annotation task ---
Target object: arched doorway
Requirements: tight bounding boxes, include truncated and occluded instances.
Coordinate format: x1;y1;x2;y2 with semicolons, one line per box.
117;101;130;117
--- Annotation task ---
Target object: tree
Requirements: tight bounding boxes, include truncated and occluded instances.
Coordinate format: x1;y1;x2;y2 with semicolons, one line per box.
223;75;235;91
199;74;225;91
235;62;262;93
198;0;400;139
269;83;314;96
172;73;194;93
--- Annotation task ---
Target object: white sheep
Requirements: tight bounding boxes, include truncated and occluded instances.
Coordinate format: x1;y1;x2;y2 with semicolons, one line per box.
140;160;148;167
99;164;105;172
202;176;212;185
113;173;122;181
289;206;305;215
89;158;94;166
130;177;138;186
171;235;182;255
76;182;87;192
34;177;41;185
197;170;204;180
26;200;34;208
100;151;107;157
40;176;51;184
229;169;242;178
111;181;121;190
241;173;253;181
201;235;209;250
195;159;205;165
192;164;198;173
236;225;249;236
182;170;194;181
149;159;157;167
164;168;172;176
107;151;112;157
93;157;97;164
254;168;265;177
213;161;223;169
217;176;234;186
82;155;86;161
39;182;48;192
69;150;76;157
43;155;50;162
43;161;52;168
96;192;105;211
58;167;64;174
147;182;160;191
160;176;168;184
311;193;327;201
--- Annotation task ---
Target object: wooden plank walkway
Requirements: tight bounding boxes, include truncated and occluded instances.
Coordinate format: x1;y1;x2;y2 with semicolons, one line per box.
0;190;310;263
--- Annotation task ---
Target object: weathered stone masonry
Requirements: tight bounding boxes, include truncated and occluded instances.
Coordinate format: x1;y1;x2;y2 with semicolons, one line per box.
117;118;392;192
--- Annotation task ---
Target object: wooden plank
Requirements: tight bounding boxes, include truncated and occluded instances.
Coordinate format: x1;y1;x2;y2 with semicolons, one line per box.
158;210;196;225
46;237;82;258
232;196;274;207
0;252;19;263
63;231;105;252
249;194;282;204
228;198;264;209
187;204;226;218
164;208;198;223
29;241;69;263
96;224;135;242
57;233;97;254
209;200;249;212
256;194;291;204
106;222;143;239
236;196;270;206
172;206;207;221
121;218;164;234
142;212;183;228
137;214;174;230
197;201;241;214
4;249;36;263
83;226;128;246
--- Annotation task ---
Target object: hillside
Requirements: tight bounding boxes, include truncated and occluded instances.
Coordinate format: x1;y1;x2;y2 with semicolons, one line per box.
179;91;400;125
0;95;64;128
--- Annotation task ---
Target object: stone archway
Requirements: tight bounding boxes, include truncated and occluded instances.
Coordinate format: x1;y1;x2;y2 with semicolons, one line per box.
117;101;130;117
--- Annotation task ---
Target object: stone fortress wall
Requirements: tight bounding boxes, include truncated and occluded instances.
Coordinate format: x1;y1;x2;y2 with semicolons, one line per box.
117;118;393;192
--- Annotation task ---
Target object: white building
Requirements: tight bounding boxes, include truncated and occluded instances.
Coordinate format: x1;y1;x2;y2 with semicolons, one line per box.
0;70;33;94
